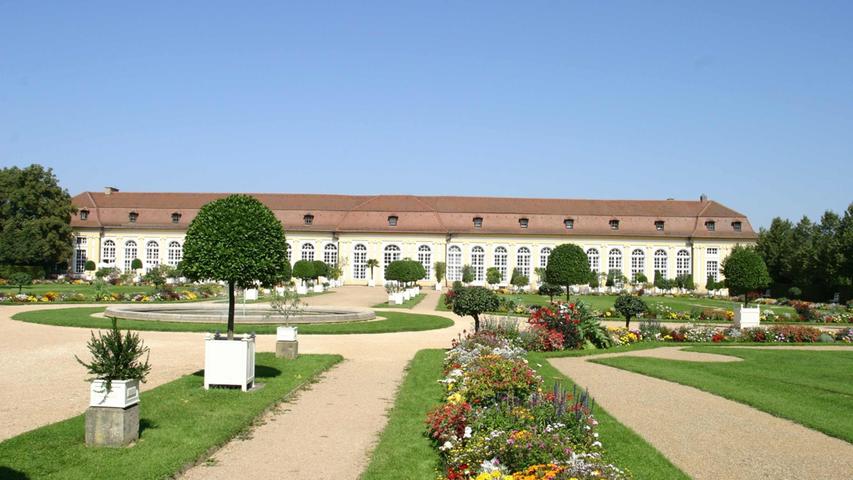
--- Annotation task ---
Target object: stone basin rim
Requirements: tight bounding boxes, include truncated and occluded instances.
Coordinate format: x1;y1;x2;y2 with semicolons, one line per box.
104;304;376;324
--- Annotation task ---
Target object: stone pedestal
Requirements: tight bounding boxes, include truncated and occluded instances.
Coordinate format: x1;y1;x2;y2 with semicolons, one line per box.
734;306;760;329
85;404;139;447
276;340;298;359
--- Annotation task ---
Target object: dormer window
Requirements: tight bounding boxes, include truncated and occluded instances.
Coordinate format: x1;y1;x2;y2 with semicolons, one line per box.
79;209;89;221
654;220;665;231
705;220;716;231
304;214;314;226
129;211;138;223
519;218;529;229
732;221;742;232
388;215;398;227
609;219;619;230
171;212;181;224
564;218;574;230
473;217;483;229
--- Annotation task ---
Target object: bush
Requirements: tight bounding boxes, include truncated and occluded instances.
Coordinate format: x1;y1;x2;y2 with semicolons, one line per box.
510;268;528;289
528;302;611;349
0;264;46;280
486;267;502;286
788;286;803;299
311;260;328;279
292;260;315;283
9;272;32;293
722;245;772;305
75;318;151;391
461;264;474;284
434;261;446;283
537;282;563;301
545;243;591;300
450;286;500;332
131;258;143;270
84;260;96;272
614;294;648;329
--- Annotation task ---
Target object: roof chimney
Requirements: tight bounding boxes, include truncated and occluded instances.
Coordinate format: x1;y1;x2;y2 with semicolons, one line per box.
104;186;119;195
699;193;708;202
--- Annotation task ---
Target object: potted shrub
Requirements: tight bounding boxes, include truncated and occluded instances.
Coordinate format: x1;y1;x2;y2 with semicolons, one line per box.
722;245;771;328
367;258;379;287
270;289;302;358
76;318;151;447
182;194;289;391
292;260;314;295
311;260;328;293
434;261;446;290
84;260;97;280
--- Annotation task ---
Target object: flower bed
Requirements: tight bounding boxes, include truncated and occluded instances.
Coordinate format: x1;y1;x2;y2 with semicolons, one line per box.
427;330;630;479
0;286;220;304
607;323;852;346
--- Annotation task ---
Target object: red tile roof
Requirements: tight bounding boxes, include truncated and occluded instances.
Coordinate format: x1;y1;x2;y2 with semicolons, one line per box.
71;192;757;239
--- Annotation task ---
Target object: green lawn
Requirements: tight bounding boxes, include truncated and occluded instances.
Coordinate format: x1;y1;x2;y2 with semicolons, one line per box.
361;349;445;480
0;353;341;480
372;293;426;309
12;307;454;334
593;347;853;443
362;347;688;480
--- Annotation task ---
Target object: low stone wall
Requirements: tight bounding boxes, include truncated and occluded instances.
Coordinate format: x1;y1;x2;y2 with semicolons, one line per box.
104;304;376;324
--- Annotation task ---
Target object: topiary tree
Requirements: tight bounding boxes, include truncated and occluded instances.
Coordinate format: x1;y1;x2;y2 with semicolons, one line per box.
311;260;328;281
131;258;143;270
706;275;718;293
635;272;648;284
614;294;648;329
545;243;591;301
510;268;529;290
9;271;31;294
181;194;288;339
722;245;772;306
367;259;380;280
434;261;446;284
486;267;502;287
450;286;499;332
461;264;474;284
292;260;315;286
84;260;96;272
538;282;563;302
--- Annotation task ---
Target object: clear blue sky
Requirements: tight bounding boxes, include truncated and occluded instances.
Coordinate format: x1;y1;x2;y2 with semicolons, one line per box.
1;1;851;229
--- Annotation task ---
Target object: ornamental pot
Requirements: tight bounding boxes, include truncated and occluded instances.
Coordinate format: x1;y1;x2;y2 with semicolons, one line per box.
276;325;298;342
734;306;761;329
90;378;140;408
204;334;256;392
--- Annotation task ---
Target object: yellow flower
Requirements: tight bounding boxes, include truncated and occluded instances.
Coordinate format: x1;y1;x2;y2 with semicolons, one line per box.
447;392;464;404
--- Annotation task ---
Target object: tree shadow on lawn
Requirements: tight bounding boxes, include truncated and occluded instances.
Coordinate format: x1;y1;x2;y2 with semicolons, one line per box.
0;466;29;479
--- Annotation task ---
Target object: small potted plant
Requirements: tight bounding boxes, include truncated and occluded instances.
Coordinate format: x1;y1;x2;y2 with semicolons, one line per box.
292;260;314;295
434;262;446;290
76;318;151;447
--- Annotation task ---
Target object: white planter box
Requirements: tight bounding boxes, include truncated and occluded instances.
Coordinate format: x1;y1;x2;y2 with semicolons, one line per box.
244;288;258;301
393;292;404;304
90;379;140;408
734;306;760;329
368;279;376;287
435;282;442;291
296;284;308;295
204;335;256;391
313;284;324;293
275;286;286;295
276;325;298;342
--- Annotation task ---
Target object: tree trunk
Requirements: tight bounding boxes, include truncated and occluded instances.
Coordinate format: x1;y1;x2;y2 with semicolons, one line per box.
625;316;631;329
227;280;235;340
565;284;571;302
474;314;480;333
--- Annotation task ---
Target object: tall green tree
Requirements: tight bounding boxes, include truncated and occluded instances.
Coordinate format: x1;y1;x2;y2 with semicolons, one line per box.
545;243;591;301
0;164;75;271
756;217;795;285
181;195;288;339
722;245;772;306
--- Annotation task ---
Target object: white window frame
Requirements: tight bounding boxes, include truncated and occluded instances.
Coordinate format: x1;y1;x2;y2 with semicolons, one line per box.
493;246;508;284
448;245;462;281
74;237;87;273
418;245;432;281
516;246;531;279
145;240;160;272
539;247;552;269
167;241;182;266
471;246;485;283
383;244;401;277
324;243;338;267
631;249;645;281
353;244;367;280
654;249;667;279
301;243;315;262
676;249;691;277
607;248;622;274
124;240;137;272
586;248;600;273
102;240;116;265
707;260;719;282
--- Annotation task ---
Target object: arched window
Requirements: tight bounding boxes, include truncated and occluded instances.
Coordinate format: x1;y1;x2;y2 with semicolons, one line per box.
167;241;182;266
608;248;622;273
517;247;531;278
631;249;645;281
471;246;485;282
540;247;552;269
654;249;668;279
353;244;367;279
448;245;462;281
676;249;691;277
586;248;599;273
102;240;116;265
74;237;87;273
124;240;137;272
383;244;401;276
301;243;315;261
324;243;338;266
418;245;432;280
285;242;292;263
145;241;160;272
494;246;508;283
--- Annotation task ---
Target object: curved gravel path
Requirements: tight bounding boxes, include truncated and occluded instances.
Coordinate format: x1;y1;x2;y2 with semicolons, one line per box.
549;347;853;480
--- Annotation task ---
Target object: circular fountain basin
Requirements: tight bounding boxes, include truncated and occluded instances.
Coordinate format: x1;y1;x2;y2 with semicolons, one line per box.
104;303;376;324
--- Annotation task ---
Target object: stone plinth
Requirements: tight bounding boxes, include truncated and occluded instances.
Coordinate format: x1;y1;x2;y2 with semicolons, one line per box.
276;340;298;359
85;404;139;447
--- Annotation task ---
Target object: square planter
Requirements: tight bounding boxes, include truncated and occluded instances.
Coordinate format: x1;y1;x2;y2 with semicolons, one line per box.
734;306;761;329
313;284;324;293
296;284;308;295
204;334;255;391
275;286;286;295
276;325;298;342
368;279;376;287
90;379;140;408
244;288;258;301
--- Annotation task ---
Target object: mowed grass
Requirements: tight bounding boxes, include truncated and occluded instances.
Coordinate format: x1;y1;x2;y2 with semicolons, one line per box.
361;349;445;480
529;351;690;479
372;293;427;309
363;348;688;480
593;347;853;443
12;307;454;334
0;353;341;480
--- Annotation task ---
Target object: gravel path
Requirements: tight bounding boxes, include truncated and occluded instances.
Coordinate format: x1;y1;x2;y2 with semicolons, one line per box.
549;347;853;480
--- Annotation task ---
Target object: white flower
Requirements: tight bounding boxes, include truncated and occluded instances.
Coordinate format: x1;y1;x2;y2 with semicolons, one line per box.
592;441;603;448
464;426;472;438
440;441;453;451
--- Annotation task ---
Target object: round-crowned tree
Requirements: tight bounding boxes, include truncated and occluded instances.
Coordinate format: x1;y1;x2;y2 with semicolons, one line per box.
614;294;648;329
131;258;143;270
486;267;502;287
292;260;315;285
722;245;772;306
545;243;590;301
450;286;499;332
181;194;288;339
311;260;328;280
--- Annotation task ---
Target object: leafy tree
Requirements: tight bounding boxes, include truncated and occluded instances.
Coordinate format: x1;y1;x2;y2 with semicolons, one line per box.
705;275;719;293
311;260;328;280
461;264;474;284
450;286;499;332
538;282;563;302
635;272;648;284
606;269;623;288
131;258;143;270
722;245;772;306
788;286;802;299
533;267;547;283
510;268;529;290
653;271;665;290
281;260;292;283
486;267;502;286
545;243;591;301
367;259;380;280
84;260;96;272
9;272;31;293
0;164;75;271
292;260;315;285
181;194;288;339
142;264;175;291
675;274;695;291
589;273;600;289
75;318;151;390
614;294;648;329
434;261;446;284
